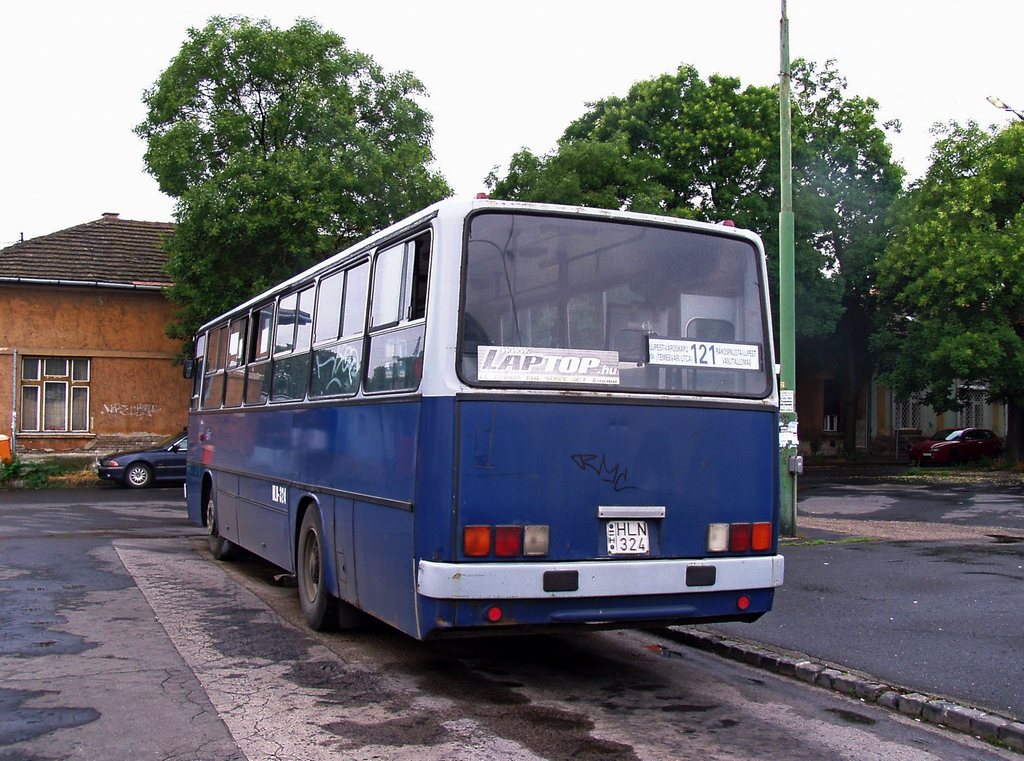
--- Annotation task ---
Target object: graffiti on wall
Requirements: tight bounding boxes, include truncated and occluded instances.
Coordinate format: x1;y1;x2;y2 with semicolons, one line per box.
102;402;161;418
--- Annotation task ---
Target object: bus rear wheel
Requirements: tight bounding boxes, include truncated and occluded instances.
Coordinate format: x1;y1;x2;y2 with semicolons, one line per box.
206;491;238;561
297;507;339;631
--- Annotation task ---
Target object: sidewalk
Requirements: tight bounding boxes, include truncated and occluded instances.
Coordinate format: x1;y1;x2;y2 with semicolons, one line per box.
671;513;1024;751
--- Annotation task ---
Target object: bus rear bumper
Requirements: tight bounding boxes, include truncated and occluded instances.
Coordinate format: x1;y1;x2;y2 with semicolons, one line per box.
417;555;784;600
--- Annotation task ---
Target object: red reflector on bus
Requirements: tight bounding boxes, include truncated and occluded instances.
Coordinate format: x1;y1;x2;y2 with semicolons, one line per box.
464;525;491;557
485;606;503;622
752;522;772;551
729;523;752;552
495;525;522;556
737;595;751;611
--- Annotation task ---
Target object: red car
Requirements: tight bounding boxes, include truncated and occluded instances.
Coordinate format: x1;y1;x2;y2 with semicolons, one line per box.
908;428;1003;466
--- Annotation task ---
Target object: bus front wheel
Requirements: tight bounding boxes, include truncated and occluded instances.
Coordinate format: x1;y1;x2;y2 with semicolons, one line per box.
297;507;339;631
206;491;238;561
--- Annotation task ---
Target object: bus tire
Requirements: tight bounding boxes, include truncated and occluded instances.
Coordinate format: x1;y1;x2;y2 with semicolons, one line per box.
297;506;338;631
206;491;239;561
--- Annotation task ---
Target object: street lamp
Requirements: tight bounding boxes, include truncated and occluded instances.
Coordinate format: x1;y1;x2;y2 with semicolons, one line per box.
987;95;1024;121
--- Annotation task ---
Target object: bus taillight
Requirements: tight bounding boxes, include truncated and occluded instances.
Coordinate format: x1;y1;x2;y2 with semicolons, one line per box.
523;525;549;556
463;524;549;557
751;522;772;551
729;523;752;551
707;523;729;552
495;525;522;556
707;522;772;553
464;525;492;556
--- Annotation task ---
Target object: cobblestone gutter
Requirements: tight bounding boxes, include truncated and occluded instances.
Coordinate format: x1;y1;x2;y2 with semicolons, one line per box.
661;624;1024;753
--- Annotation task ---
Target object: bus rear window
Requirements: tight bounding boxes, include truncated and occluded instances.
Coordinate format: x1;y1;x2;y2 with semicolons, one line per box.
459;213;770;398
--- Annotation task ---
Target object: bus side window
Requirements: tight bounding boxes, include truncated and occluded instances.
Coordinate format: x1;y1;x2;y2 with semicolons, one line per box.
311;263;367;399
408;235;429;321
342;263;369;336
365;234;429;393
223;316;248;407
189;333;206;411
201;325;227;409
271;286;314;403
244;305;273;405
313;271;344;345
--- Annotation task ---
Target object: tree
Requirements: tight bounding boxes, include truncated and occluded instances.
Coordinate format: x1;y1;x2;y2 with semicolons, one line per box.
489;65;780;232
790;61;905;454
136;16;451;340
874;120;1024;460
488;61;904;454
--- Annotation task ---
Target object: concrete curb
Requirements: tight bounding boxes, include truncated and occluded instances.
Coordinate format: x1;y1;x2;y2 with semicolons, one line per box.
660;627;1024;754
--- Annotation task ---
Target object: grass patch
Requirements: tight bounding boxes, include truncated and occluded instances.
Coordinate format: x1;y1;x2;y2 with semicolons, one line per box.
817;456;1024;487
892;462;1024;486
782;536;875;547
0;456;97;489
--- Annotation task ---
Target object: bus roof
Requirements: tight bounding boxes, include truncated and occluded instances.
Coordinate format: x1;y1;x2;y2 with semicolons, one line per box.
195;197;764;334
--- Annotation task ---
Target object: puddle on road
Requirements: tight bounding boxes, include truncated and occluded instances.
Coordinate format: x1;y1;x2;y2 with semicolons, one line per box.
0;687;100;745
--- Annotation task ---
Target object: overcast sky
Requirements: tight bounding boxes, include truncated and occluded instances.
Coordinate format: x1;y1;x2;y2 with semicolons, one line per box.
1;1;1020;245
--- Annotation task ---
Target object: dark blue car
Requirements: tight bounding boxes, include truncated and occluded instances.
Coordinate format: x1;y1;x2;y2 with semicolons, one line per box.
97;431;188;488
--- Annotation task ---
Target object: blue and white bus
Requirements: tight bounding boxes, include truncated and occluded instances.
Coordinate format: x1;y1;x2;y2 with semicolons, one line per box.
185;197;784;639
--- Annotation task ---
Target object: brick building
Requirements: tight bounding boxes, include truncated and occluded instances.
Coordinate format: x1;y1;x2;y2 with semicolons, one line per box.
0;213;189;455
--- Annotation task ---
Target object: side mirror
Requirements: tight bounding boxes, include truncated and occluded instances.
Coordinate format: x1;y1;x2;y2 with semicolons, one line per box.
182;357;195;380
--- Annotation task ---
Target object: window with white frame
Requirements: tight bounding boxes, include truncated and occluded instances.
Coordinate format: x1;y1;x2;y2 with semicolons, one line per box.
957;386;986;429
893;393;922;430
20;357;91;433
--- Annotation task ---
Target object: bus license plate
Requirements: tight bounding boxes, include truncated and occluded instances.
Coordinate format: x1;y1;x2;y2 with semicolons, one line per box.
606;520;649;555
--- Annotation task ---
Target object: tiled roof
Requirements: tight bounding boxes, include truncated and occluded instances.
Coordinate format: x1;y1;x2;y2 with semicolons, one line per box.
0;213;175;289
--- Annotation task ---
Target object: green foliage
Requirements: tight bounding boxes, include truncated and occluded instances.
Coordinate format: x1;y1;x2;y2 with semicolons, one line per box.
490;65;778;225
488;138;669;214
0;457;64;489
136;16;451;340
791;61;905;307
486;61;903;348
874;121;1024;413
788;61;906;452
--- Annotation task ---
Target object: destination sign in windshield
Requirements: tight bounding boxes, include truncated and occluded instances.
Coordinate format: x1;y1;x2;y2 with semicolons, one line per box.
647;338;760;371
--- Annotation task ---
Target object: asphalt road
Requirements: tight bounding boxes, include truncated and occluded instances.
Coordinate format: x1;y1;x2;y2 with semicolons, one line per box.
0;483;1016;760
0;487;241;760
799;466;1024;532
709;468;1024;721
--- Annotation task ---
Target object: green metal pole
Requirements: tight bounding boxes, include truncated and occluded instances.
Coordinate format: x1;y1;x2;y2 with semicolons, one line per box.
778;0;798;537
